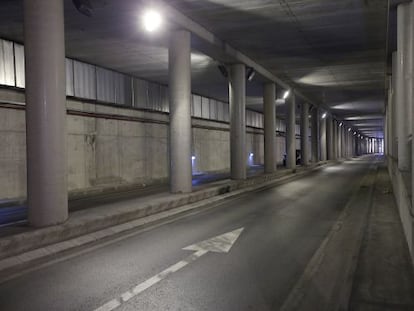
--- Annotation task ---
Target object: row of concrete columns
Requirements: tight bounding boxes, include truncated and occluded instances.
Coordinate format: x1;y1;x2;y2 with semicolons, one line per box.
23;0;360;227
386;1;413;176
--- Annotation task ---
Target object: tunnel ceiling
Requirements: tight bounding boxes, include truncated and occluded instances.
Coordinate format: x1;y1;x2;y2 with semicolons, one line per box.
0;0;388;138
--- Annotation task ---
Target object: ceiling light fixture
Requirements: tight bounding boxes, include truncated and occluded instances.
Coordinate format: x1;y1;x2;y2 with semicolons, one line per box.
246;68;255;81
73;0;93;17
217;64;228;78
283;90;290;100
339;122;343;127
321;112;327;119
142;9;162;32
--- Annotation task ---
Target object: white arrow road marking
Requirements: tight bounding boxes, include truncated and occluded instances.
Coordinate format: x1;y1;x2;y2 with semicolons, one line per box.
93;228;244;311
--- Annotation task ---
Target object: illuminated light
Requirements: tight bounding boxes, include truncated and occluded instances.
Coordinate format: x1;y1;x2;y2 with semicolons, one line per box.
353;132;357;135
321;112;327;119
339;122;343;127
348;128;351;132
142;9;162;32
283;90;290;99
191;156;196;160
249;153;254;158
246;68;255;81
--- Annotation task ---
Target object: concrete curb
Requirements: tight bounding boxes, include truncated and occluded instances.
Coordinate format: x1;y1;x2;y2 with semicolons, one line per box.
0;162;332;279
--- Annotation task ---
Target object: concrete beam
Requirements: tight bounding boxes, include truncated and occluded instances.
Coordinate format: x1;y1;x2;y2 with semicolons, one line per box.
161;1;325;110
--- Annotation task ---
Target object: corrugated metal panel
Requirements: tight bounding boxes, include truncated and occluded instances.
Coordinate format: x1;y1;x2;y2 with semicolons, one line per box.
65;58;74;96
280;120;286;133
217;101;224;121
114;72;132;106
160;85;169;112
209;99;217;120
14;43;25;88
190;94;194;116
0;39;15;86
193;95;202;117
97;67;115;103
148;82;161;111
253;112;258;127
201;97;209;119
133;78;148;109
247;110;253;127
223;103;229;122
74;60;96;100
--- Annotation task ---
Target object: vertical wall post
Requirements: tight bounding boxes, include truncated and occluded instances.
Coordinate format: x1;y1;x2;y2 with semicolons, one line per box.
24;0;68;227
169;30;192;193
300;102;310;166
229;64;247;179
264;83;276;173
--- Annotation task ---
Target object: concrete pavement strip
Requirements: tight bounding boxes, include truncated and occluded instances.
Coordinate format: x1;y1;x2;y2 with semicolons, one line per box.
280;161;379;311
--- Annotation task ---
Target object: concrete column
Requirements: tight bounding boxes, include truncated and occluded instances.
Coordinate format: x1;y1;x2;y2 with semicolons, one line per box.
337;123;342;159
354;135;358;156
326;116;334;160
406;2;413;166
311;106;319;163
264;83;276;173
387;74;394;157
396;4;410;170
385;95;389;156
24;0;68;227
229;64;246;179
344;128;349;158
392;52;398;158
286;93;296;169
344;130;348;157
343;127;347;157
333;120;338;160
320;114;327;161
169;30;192;193
300;102;310;166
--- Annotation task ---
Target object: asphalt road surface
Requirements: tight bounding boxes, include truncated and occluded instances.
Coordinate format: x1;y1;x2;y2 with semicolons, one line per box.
0;159;373;311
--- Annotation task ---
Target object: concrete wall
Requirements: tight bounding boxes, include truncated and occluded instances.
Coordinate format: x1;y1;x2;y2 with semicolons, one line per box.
388;157;414;263
1;88;290;200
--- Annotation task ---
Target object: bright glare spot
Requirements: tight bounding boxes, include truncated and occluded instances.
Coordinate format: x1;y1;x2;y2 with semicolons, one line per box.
191;156;196;160
353;132;357;135
283;90;290;99
339;122;343;127
348;128;351;132
142;9;162;32
249;153;254;157
321;112;327;119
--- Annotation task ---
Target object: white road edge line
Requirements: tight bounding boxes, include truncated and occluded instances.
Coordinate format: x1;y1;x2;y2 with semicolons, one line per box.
94;250;207;311
93;228;243;311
